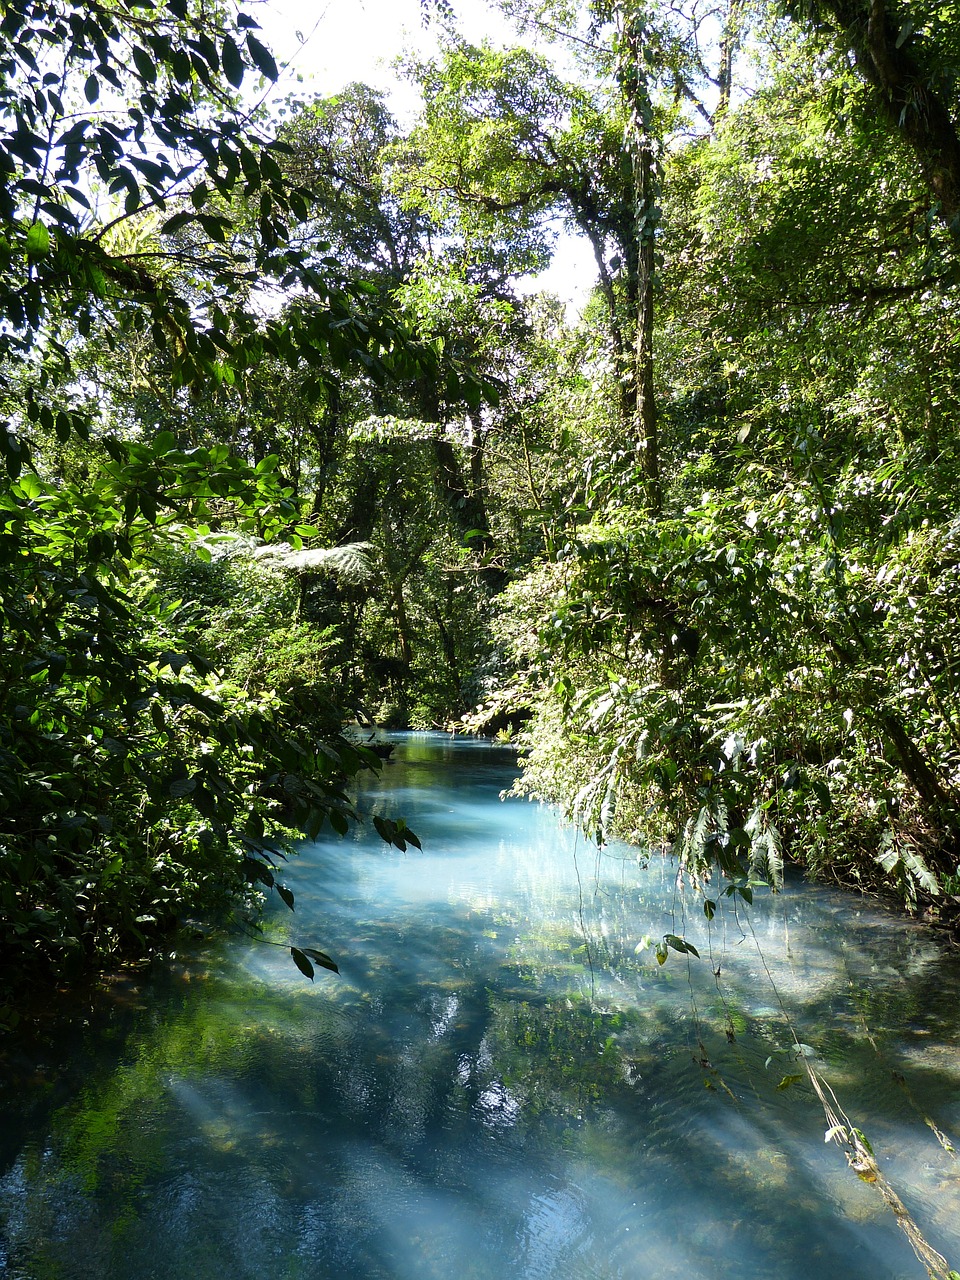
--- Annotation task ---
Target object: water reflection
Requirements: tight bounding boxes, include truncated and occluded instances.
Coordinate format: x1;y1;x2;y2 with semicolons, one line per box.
1;733;959;1279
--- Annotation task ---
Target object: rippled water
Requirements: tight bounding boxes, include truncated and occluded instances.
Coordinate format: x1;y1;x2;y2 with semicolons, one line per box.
2;733;959;1280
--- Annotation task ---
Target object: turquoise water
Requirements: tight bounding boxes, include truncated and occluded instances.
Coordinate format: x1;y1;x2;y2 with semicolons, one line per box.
2;732;959;1279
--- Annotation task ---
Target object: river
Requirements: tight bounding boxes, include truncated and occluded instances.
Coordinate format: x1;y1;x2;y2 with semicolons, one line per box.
1;732;959;1279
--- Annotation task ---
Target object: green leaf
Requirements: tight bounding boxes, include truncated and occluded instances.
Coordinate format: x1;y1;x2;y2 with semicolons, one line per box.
245;33;278;80
276;884;295;910
665;933;700;958
373;815;420;850
161;211;196;235
812;780;832;812
131;46;157;83
197;214;227;242
290;946;314;979
157;652;189;674
777;1074;804;1091
221;35;244;87
329;810;349;835
84;74;99;103
25;222;50;256
302;947;339;974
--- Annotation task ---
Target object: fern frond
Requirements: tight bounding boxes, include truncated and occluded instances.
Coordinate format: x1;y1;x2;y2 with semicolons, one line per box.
252;542;375;581
901;846;940;897
744;809;783;890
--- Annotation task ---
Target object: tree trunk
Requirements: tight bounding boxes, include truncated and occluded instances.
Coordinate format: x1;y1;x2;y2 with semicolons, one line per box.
581;219;637;431
635;138;661;512
621;7;662;513
379;511;415;667
432;434;495;553
716;0;743;119
874;708;957;813
310;377;343;516
807;0;960;229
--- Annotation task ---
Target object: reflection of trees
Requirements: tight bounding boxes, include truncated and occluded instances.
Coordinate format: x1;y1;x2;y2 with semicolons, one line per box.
1;840;960;1279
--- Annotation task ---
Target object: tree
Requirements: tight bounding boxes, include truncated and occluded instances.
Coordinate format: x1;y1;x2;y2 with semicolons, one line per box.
233;85;543;722
460;0;960;921
0;1;433;1000
789;0;960;231
397;39;646;437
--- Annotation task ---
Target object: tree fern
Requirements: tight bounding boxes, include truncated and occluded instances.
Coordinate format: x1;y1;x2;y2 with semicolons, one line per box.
252;542;375;582
199;533;376;583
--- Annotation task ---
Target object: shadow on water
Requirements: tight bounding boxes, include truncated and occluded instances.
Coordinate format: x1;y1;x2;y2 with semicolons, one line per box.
2;733;959;1280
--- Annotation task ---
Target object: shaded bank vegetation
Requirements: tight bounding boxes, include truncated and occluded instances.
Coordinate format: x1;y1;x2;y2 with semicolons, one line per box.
4;0;960;1007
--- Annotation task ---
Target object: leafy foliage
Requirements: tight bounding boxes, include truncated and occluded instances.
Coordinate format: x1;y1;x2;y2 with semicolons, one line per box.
459;0;960;922
8;0;960;1009
0;1;430;1000
0;429;384;982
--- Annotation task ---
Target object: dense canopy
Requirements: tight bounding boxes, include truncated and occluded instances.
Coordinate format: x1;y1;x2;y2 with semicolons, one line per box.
3;0;960;1023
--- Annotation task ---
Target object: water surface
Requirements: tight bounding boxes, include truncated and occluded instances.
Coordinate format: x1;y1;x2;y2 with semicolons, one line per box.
2;732;959;1279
